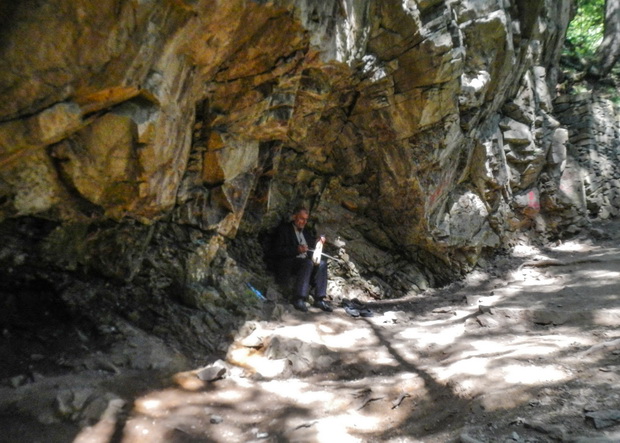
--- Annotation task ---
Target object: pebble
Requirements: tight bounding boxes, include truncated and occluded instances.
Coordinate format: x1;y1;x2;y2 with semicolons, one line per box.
197;366;226;381
10;375;27;388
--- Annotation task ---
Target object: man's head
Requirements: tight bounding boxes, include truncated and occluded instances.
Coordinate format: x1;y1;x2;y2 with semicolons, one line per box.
292;207;309;231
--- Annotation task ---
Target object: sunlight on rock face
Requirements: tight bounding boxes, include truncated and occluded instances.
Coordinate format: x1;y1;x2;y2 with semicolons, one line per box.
401;0;418;17
360;54;387;81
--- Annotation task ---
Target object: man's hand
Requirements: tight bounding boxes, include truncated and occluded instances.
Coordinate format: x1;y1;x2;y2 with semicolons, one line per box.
298;244;309;254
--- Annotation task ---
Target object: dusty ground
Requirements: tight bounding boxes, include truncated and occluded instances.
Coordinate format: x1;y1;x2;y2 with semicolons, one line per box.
1;219;620;443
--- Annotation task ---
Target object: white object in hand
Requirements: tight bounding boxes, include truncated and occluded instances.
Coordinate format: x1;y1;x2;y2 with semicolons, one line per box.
312;240;323;265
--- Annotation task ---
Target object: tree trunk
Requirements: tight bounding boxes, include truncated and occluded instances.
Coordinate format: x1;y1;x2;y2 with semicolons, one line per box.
591;0;620;77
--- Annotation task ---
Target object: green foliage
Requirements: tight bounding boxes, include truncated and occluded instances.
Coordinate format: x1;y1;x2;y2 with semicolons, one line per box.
603;85;620;106
565;0;605;59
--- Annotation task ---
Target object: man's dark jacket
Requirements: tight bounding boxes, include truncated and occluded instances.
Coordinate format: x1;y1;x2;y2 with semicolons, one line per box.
271;221;316;261
267;220;327;300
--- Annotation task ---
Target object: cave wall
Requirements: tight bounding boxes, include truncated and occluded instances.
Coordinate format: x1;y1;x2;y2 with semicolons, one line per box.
1;0;619;344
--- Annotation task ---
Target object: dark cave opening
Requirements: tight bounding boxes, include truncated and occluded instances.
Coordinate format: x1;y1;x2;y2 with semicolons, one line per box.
0;277;100;381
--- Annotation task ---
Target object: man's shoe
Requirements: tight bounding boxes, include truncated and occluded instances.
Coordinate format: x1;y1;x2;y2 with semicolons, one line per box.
314;300;333;312
343;306;360;317
292;299;308;312
358;308;373;317
343;298;373;317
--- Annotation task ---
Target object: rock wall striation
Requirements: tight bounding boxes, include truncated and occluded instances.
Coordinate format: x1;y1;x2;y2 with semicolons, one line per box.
0;0;618;349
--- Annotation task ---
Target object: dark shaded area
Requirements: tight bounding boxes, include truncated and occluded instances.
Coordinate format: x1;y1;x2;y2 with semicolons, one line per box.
0;277;89;379
0;1;25;53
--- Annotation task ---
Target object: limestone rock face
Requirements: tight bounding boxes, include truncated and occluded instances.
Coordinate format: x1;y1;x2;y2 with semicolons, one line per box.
0;0;618;327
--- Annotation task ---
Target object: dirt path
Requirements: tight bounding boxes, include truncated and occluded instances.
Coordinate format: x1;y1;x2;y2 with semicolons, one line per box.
2;220;620;442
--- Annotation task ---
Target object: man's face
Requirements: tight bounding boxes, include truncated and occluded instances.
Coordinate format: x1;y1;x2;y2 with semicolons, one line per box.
293;210;309;230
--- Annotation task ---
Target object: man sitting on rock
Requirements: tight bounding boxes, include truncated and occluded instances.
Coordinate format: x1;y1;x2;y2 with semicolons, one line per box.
271;207;332;313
